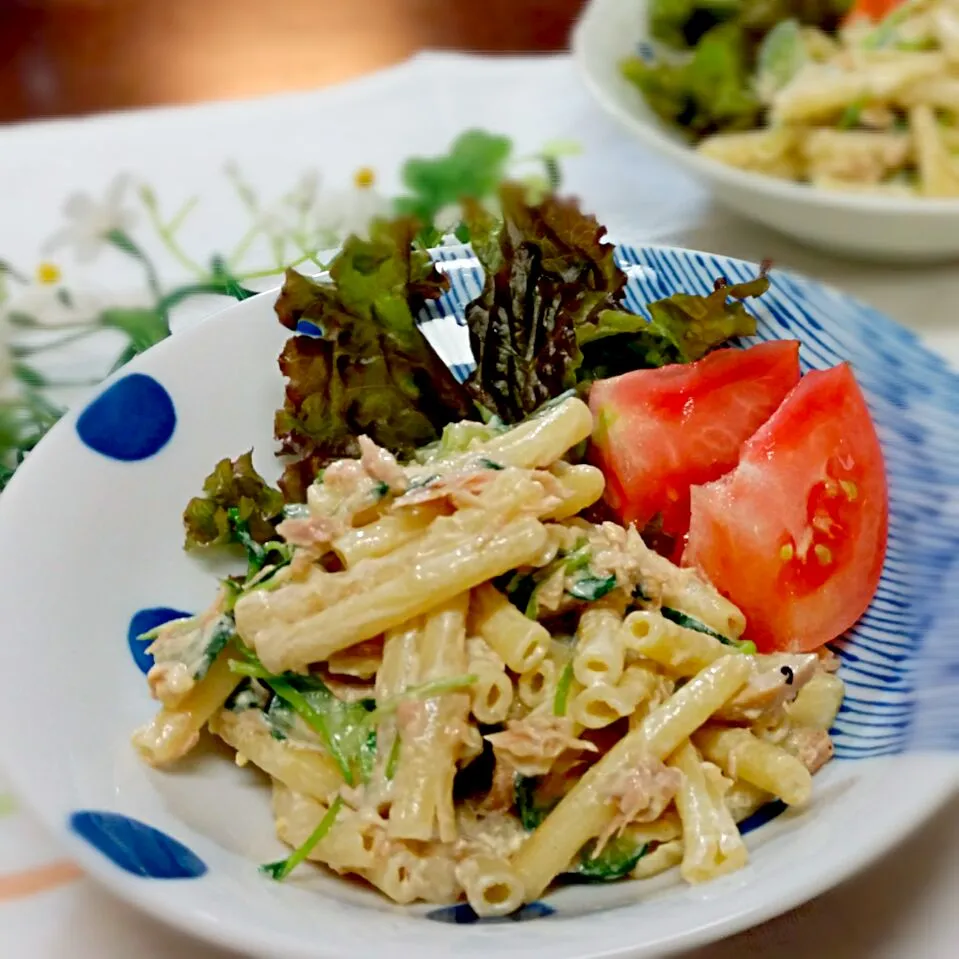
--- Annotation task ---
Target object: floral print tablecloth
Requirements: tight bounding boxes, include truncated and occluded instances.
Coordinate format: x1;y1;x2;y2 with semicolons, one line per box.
1;52;958;959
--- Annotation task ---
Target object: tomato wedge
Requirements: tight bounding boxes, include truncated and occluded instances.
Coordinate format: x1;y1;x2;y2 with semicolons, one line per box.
684;363;888;652
588;340;801;541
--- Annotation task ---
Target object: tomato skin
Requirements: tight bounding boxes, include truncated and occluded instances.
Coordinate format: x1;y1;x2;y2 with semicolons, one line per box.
846;0;905;24
588;340;801;538
684;363;888;652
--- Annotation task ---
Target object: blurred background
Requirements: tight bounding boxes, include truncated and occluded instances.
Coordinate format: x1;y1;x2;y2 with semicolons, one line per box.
0;0;587;122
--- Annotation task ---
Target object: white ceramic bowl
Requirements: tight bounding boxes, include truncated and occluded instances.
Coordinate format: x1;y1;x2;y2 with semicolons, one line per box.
0;244;958;959
572;0;959;262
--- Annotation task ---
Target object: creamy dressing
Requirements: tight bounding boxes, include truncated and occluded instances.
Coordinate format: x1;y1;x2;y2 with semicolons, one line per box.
596;756;683;854
486;714;598;778
718;653;818;722
145;601;231;704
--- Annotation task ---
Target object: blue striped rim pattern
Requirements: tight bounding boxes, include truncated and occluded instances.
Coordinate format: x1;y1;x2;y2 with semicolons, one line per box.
417;243;959;759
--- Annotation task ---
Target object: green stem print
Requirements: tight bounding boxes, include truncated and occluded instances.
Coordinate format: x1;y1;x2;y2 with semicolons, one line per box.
0;129;573;488
139;185;208;279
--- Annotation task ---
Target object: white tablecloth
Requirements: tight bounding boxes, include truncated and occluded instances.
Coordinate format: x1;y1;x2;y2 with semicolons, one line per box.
1;52;957;959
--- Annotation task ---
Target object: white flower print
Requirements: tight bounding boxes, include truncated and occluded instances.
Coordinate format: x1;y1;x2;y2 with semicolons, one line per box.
313;168;390;242
286;170;322;218
44;174;138;263
7;281;110;329
256;171;323;241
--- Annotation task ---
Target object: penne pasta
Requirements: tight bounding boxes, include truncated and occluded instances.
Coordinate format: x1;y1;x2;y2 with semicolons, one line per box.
517;657;558;710
568;681;636;729
632;839;684;879
368;619;422;806
725;779;771;824
544;462;606;520
455;855;526;918
801;129;911;185
628;535;746;638
469;583;549;673
574;603;626;687
912;102;959;195
211;709;342;802
272;783;378;873
899;75;959;111
475;397;594;469
786;672;845;731
132;651;242;766
332;504;445;566
620;812;683;848
773;54;945;126
669;742;748;884
694;726;812;807
388;594;470;842
366;848;460;905
511;655;752;900
464;637;514;725
698;128;805;179
619;663;672;711
469;666;514;726
376;620;421;699
623;610;729;675
236;510;494;648
254;516;548;671
326;637;384;679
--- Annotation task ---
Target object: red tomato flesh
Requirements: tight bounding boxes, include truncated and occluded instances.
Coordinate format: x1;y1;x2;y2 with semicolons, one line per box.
684;363;888;652
588;340;801;539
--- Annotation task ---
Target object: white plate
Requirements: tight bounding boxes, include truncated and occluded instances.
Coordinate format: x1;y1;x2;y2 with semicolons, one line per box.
571;0;959;262
1;244;958;959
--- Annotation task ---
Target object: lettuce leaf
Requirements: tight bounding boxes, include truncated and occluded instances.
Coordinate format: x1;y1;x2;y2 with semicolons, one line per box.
649;0;740;49
577;265;768;379
514;775;560;831
737;0;851;35
650;0;850;52
463;184;768;418
231;655;377;787
182;451;285;549
755;18;807;102
623;23;761;137
273;218;473;500
636;0;851;137
461;197;504;274
644;267;768;359
573;836;649;881
463;184;628;421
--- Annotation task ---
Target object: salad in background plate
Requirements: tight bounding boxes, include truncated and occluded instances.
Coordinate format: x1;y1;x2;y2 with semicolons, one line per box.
623;0;959;196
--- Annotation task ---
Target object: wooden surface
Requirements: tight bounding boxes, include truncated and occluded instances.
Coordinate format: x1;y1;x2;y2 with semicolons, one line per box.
0;0;586;123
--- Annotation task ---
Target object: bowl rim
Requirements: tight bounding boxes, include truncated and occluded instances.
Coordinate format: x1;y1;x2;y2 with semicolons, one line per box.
571;0;959;217
5;749;955;959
